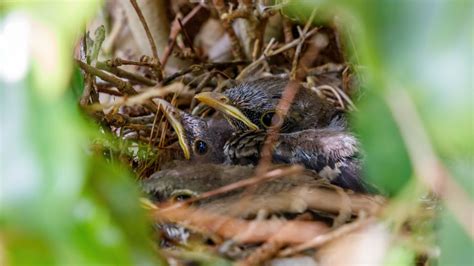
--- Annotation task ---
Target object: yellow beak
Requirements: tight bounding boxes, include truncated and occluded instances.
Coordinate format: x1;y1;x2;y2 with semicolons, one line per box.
194;91;259;131
155;98;191;160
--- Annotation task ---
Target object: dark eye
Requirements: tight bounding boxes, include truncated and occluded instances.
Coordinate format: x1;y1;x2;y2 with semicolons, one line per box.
194;140;208;155
170;189;196;202
174;194;192;202
260;111;279;128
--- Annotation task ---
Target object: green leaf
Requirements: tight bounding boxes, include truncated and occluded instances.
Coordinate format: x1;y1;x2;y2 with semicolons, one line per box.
70;65;85;101
353;89;412;196
438;208;474;266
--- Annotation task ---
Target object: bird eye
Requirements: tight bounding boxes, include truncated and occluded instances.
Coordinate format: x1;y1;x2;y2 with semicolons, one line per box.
170;189;196;202
260;111;280;128
194;139;208;155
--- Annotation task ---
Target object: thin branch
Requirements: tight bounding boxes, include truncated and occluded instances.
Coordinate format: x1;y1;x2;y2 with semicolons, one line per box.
153;204;330;244
162;61;248;85
161;5;203;67
107;57;158;67
213;0;246;60
76;59;136;95
282;16;295;59
290;8;317;79
279;217;375;256
255;80;301;175
238;241;284;266
129;0;164;80
236;27;320;80
177;18;196;56
87;82;187;111
96;61;156;86
96;87;123;96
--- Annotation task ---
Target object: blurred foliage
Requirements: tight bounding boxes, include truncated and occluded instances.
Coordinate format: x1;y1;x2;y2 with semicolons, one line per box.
355;90;412;196
286;0;473;265
0;1;161;265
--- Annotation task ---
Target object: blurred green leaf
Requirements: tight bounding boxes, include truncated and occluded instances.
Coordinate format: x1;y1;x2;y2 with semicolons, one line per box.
353;90;412;196
383;244;415;266
288;0;473;265
438;208;474;266
1;1;162;265
70;65;85;101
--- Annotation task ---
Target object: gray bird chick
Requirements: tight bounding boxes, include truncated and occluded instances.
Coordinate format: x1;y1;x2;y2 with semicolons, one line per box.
141;163;380;217
157;99;234;163
195;77;344;132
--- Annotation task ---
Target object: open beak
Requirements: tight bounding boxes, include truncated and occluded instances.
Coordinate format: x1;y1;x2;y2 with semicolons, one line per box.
155;99;191;160
194;92;259;131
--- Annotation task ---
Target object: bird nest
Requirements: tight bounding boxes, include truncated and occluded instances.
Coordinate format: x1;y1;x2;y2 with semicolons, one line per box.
77;1;385;265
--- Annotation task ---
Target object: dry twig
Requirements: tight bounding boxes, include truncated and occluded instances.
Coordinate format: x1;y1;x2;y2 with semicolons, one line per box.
129;0;164;80
153;205;331;244
279;217;375;256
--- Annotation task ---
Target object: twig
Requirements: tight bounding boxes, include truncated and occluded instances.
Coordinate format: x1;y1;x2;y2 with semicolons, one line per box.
238;241;284;266
236;38;276;80
213;0;246;60
87;82;187;111
153;205;330;244
162;61;248;85
282;16;295;59
148;110;160;146
255;80;300;175
207;184;384;222
236;27;320;80
161;5;203;67
76;59;136;95
129;0;163;80
96;87;123;96
107;57;158;68
177;18;196;56
330;85;358;111
255;23;325;180
279;217;375;256
96;61;156;86
307;62;346;76
290;8;317;79
311;84;346;110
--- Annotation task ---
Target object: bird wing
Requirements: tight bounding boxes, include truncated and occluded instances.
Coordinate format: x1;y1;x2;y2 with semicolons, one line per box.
224;128;370;193
273;129;368;193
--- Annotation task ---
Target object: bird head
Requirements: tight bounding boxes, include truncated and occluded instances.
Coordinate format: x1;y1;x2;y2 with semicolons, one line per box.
141;163;253;204
196;77;343;132
156;99;233;163
195;77;314;132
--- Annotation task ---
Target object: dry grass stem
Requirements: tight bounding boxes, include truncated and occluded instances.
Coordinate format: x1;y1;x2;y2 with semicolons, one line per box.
154;205;331;244
279;217;375;256
129;0;164;80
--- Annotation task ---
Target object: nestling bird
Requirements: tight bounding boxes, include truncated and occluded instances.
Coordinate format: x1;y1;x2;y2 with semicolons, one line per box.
224;127;367;193
194;77;369;192
141;163;381;217
195;77;345;132
156;99;233;163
